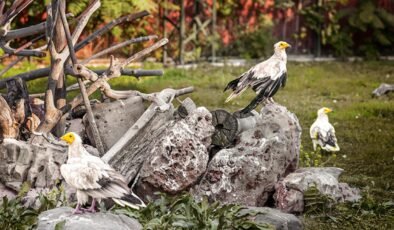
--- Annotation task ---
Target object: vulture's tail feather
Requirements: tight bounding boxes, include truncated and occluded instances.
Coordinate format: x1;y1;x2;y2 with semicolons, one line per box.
113;192;146;210
224;78;240;92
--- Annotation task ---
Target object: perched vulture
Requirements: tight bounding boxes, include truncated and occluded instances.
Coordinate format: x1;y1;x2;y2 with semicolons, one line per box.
224;41;291;117
310;107;340;152
60;132;145;214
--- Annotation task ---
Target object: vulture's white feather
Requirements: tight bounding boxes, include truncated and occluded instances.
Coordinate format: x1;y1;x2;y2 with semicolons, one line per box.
60;132;145;212
224;41;290;115
310;108;340;152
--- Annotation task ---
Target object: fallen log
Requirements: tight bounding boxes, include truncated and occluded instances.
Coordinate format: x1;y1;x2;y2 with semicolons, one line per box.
102;87;194;183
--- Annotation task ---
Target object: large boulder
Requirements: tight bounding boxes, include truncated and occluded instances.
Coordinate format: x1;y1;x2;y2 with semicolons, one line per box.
274;167;361;213
240;207;302;230
36;207;142;230
136;107;214;196
193;103;301;206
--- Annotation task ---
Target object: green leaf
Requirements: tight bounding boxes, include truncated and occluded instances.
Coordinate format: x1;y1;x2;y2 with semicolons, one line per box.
371;17;385;29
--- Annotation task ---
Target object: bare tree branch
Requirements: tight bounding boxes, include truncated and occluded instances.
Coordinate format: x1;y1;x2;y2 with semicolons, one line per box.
0;68;163;89
71;0;100;45
0;41;46;57
4;22;46;41
0;56;24;77
74;10;149;51
81;35;157;64
121;38;168;69
60;0;105;154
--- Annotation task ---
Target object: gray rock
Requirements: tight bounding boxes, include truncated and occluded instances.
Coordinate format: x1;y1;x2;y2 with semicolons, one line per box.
239;207;302;230
339;182;362;202
36;207;142;230
27;143;67;188
0;139;33;184
193;103;301;206
84;96;145;152
0;182;16;199
66;118;85;138
372;83;394;97
0;139;67;189
137;107;214;195
274;167;361;213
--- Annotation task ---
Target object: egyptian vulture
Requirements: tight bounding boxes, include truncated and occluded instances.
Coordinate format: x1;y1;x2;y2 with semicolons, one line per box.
224;41;291;116
60;132;145;214
310;107;340;152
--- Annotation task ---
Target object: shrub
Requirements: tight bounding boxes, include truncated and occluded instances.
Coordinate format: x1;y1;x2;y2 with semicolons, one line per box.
112;192;274;230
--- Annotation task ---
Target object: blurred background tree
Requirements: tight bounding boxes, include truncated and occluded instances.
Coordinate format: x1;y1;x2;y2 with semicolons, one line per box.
3;0;394;61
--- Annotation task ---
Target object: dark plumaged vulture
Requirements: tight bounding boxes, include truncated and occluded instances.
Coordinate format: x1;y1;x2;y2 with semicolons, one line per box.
224;41;291;116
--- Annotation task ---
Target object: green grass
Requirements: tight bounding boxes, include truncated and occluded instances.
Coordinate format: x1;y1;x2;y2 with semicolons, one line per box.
1;61;394;229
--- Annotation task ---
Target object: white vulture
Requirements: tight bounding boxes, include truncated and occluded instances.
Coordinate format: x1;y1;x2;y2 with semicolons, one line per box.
60;132;145;214
310;107;340;152
224;41;291;117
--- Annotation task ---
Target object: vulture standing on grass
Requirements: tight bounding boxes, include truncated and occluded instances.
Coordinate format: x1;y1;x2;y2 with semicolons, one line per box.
310;107;340;152
224;41;291;117
60;132;145;214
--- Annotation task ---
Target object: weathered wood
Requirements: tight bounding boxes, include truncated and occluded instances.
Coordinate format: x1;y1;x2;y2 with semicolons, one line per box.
211;109;238;147
83;96;145;152
0;68;163;89
81;35;158;64
74;10;149;51
5;78;31;118
372;83;394;97
5;77;32;139
102;87;194;182
211;109;261;147
60;0;104;154
0;96;18;139
177;97;196;118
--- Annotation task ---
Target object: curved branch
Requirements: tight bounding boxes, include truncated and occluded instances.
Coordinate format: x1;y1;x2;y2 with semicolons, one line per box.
81;35;157;64
0;42;46;57
74;10;149;51
71;0;100;45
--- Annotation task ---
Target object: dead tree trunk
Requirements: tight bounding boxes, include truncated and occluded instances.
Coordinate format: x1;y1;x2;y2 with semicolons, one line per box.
102;87;194;182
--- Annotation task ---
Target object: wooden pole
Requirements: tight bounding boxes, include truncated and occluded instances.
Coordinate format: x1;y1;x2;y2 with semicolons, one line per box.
212;0;216;63
59;0;105;154
162;0;168;65
179;0;185;65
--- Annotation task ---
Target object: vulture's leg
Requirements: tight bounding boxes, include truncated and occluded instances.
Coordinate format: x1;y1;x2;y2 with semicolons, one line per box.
72;203;84;214
82;198;97;213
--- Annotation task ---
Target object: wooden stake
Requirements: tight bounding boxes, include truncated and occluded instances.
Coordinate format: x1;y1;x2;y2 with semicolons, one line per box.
59;0;105;154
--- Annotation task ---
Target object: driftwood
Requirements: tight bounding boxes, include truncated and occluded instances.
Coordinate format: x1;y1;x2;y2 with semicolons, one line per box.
372;83;394;97
0;68;163;90
177;97;197;118
211;109;261;147
102;87;194;182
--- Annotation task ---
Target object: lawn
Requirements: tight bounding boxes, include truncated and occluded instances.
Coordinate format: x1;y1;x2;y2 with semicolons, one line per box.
1;60;394;229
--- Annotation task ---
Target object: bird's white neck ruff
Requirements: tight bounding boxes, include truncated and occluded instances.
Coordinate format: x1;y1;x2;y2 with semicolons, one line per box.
273;48;287;61
317;113;329;122
68;141;84;158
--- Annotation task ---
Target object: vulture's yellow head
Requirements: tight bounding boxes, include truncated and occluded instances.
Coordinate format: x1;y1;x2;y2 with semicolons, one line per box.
318;107;333;116
61;132;77;145
275;41;291;50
